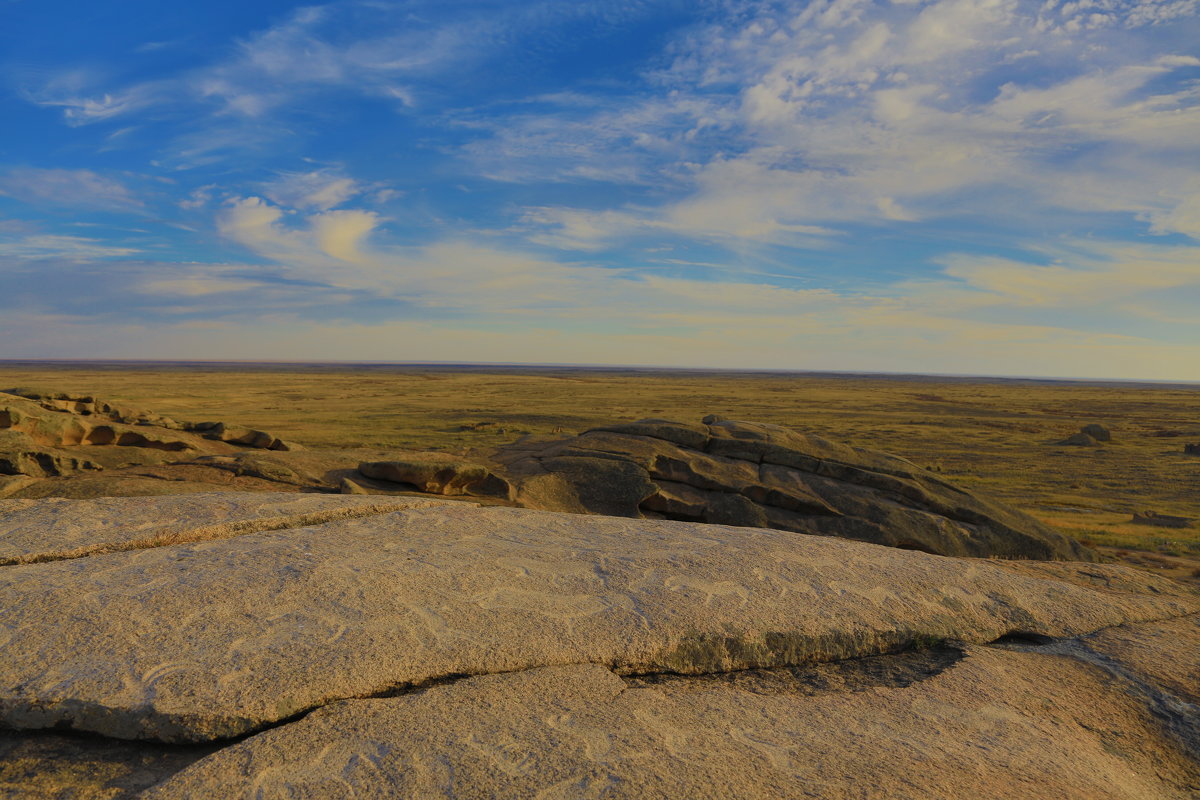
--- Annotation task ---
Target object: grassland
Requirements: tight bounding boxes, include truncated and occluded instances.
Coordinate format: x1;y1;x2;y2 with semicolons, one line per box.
2;361;1197;566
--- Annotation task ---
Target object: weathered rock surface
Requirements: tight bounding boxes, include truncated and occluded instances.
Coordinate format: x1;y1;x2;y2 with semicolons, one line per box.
0;399;1095;563
358;453;511;498
3;389;297;452
143;637;1200;800
495;418;1092;561
0;492;452;565
0;391;338;500
0;498;1193;745
0;494;1196;798
0;394;195;478
1080;423;1113;442
0;390;298;486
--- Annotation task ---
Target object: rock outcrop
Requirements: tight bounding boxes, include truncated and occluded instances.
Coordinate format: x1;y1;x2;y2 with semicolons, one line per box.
494;418;1092;561
1057;424;1111;447
0;494;1196;799
0;399;1098;561
0;389;297;459
358;453;511;498
0;393;196;479
0;390;315;499
1131;510;1193;529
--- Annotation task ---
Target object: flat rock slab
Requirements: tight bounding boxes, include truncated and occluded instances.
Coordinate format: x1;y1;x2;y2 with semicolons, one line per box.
0;497;1195;743
0;493;453;564
144;639;1200;800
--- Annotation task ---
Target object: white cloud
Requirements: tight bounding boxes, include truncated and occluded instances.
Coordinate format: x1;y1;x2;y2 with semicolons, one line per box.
137;277;267;296
0;168;142;209
929;241;1200;307
259;170;366;211
0;234;140;260
24;74;163;126
2;288;1197;380
1149;191;1200;238
507;0;1199;248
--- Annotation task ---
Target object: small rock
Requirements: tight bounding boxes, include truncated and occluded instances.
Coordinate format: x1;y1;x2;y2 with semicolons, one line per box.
1058;432;1101;447
339;477;369;495
1131;511;1193;529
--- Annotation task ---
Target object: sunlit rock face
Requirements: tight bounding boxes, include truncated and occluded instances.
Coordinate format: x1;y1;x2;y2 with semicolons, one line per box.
0;494;1197;798
0;389;310;499
0;395;1091;563
493;417;1095;561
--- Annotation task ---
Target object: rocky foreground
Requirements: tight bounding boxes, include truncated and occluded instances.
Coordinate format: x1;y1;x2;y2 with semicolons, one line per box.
0;493;1197;798
1;389;1089;562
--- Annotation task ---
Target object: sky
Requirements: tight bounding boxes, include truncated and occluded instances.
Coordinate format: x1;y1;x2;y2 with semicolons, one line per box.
1;0;1198;379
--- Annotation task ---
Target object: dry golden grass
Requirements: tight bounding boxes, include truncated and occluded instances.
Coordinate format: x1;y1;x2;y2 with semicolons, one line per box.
2;362;1197;560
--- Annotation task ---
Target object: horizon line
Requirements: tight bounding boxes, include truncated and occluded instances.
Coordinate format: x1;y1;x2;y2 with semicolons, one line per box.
1;358;1198;388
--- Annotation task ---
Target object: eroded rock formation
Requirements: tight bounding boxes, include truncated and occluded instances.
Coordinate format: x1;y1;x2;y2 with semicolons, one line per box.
358;452;511;498
0;390;312;498
492;417;1092;561
0;494;1195;798
0;397;1094;561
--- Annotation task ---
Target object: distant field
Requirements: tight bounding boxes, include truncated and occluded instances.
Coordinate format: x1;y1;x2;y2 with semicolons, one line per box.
2;362;1198;562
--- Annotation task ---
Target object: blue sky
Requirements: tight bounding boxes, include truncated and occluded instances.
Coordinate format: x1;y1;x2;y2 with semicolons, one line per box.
1;0;1198;379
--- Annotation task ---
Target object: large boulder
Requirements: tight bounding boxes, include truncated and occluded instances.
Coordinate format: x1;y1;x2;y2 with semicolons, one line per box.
0;494;1195;798
494;418;1093;561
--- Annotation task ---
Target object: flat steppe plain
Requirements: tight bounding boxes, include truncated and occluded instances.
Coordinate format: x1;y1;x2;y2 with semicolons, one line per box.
2;362;1197;575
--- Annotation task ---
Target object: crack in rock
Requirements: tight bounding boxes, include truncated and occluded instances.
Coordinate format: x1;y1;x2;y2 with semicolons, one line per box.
0;501;441;566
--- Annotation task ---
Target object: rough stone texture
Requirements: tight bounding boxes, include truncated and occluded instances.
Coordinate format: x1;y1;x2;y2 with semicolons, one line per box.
0;499;1193;744
187;421;296;452
1084;615;1200;705
0;394;197;478
0;400;1097;564
1;389;184;430
359;453;511;498
0;493;454;565
1080;423;1113;442
494;418;1093;561
0;390;303;495
0;391;292;493
0;494;1196;798
0;390;498;503
143;638;1200;800
3;390;297;452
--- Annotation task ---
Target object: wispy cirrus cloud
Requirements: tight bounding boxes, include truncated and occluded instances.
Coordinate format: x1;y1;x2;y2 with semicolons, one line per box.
3;0;1199;378
0;233;141;260
513;0;1200;249
0;168;143;210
